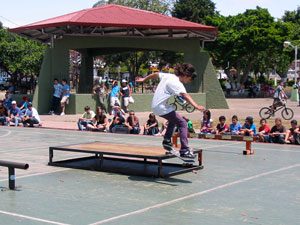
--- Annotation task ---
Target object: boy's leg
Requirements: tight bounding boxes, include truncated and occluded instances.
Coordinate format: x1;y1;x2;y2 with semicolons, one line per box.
161;111;190;155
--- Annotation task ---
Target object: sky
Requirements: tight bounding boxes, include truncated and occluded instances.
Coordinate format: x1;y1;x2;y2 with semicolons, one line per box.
0;0;299;28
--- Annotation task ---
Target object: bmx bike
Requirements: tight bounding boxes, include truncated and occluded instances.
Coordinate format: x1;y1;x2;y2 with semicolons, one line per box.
259;100;294;120
170;96;195;113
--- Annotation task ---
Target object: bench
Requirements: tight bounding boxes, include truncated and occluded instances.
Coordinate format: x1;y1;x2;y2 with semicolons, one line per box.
172;133;256;155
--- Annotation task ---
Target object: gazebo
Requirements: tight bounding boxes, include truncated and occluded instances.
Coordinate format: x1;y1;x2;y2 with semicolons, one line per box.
10;4;228;113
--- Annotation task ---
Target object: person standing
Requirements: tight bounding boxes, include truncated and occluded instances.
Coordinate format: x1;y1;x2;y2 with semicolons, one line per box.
109;80;120;114
93;81;108;113
60;79;70;116
49;78;63;115
296;77;300;107
136;63;205;159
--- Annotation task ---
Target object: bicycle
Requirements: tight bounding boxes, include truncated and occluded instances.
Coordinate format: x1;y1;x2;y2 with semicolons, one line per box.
170;96;195;113
259;100;294;120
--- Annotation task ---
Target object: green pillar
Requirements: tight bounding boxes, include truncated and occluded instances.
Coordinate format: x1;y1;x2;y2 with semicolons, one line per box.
78;49;93;93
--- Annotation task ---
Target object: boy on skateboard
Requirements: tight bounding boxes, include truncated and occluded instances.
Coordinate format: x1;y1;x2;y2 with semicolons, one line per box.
136;63;205;159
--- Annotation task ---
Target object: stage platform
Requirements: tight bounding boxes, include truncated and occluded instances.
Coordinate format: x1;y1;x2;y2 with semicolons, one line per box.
48;141;203;177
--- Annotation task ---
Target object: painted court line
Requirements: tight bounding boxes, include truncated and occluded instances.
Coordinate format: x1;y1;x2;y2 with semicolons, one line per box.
0;130;11;138
0;168;70;182
0;210;70;225
89;163;300;225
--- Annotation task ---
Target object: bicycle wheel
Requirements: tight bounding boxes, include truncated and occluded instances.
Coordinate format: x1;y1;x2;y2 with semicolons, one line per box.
185;104;195;113
281;107;294;120
170;103;177;111
259;107;272;119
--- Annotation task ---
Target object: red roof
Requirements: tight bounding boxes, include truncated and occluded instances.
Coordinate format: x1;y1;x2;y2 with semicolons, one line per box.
10;4;217;42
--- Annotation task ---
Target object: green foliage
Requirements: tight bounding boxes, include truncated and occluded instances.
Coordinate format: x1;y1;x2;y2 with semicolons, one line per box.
205;7;296;81
0;28;46;78
282;6;300;24
172;0;217;24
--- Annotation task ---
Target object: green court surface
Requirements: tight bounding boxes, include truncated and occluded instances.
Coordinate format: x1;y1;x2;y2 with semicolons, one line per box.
0;127;300;225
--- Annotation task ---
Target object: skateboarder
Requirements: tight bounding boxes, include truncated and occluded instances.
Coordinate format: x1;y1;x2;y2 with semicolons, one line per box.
136;63;205;159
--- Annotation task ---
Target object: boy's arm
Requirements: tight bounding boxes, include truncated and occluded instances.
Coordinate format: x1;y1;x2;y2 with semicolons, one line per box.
181;93;205;111
136;73;159;83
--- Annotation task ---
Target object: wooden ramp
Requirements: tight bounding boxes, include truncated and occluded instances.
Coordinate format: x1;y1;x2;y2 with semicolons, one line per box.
49;142;203;178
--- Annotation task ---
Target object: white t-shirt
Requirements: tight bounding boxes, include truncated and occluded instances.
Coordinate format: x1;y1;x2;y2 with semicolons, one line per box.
151;73;187;116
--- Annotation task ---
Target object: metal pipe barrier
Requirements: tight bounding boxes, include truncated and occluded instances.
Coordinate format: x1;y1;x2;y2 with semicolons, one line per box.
0;160;29;190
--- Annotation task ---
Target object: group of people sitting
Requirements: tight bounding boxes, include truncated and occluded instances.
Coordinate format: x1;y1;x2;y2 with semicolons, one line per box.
77;105;164;135
199;109;300;145
0;96;41;127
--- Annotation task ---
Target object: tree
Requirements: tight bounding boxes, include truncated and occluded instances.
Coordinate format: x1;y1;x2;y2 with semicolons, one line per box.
172;0;217;24
282;6;300;24
93;0;171;14
0;27;45;91
205;7;293;82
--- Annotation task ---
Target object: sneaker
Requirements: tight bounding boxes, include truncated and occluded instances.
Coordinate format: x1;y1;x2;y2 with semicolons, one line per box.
180;149;195;159
162;139;173;152
60;112;65;116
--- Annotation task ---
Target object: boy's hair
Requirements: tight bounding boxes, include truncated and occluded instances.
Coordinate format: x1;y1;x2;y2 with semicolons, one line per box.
62;79;67;83
84;106;90;111
245;116;254;125
232;115;238;120
260;118;267;124
219;116;226;121
174;63;197;80
53;78;58;82
291;119;297;125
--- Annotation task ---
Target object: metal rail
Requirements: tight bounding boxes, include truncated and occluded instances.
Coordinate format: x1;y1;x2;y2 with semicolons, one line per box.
0;160;29;190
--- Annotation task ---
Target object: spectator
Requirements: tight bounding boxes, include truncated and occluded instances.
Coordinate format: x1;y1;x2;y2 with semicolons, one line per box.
240;116;256;136
3;91;12;110
109;113;127;133
0;100;8;125
120;79;134;113
200;109;213;133
8;101;22;126
109;80;120;114
293;124;300;145
49;78;63;115
60;79;70;116
257;118;271;142
284;120;298;144
183;116;195;134
143;113;159;135
86;107;108;132
93;81;108;113
268;118;286;144
229;115;242;135
111;103;126;119
224;79;231;96
77;106;95;131
19;96;30;114
215;116;229;135
22;103;41;127
125;110;140;134
296;77;300;107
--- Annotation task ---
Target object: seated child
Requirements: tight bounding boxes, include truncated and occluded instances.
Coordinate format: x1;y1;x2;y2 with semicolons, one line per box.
257;118;271;142
229;115;242;135
215;116;229;135
240;116;256;136
200;109;213;133
284;120;298;144
143;113;159;135
268;118;286;144
125;110;140;134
